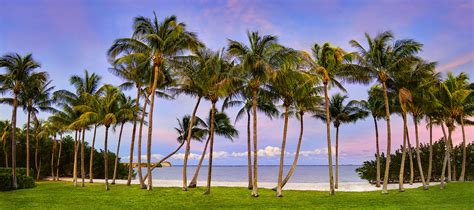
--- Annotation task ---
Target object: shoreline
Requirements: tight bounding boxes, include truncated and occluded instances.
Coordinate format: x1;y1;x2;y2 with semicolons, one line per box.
45;177;439;192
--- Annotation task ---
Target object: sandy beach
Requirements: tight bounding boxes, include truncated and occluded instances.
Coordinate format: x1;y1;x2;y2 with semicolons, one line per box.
47;177;439;192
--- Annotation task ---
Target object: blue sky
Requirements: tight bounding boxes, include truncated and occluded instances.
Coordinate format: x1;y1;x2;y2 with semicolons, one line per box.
0;0;473;165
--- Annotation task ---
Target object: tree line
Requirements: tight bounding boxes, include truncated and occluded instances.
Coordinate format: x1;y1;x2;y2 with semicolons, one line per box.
1;12;472;197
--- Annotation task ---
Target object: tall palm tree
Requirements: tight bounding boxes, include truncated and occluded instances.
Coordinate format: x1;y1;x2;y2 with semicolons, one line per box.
227;31;289;197
360;85;385;187
343;31;422;193
19;77;54;177
108;13;201;191
31;117;51;180
112;96;138;184
0;53;42;188
266;56;311;197
437;72;471;188
314;93;368;189
109;52;150;185
199;50;240;195
188;110;239;188
457;83;473;181
301;43;349;195
75;84;122;190
221;87;279;189
0;120;11;168
172;48;212;191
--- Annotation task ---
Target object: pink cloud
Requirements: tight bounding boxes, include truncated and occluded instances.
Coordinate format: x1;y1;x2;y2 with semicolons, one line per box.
437;52;474;72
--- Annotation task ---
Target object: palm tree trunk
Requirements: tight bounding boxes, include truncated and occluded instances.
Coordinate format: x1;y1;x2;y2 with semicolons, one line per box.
204;102;217;195
81;128;86;187
450;130;456;181
413;115;427;190
447;124;453;182
137;93;149;189
399;115;408;192
89;125;97;183
335;125;340;189
26;110;31;177
440;123;449;189
246;110;253;190
112;123;124;184
127;87;141;186
182;96;202;191
73;130;79;186
373;116;381;188
146;62;160;191
3;140;8;168
280;112;304;189
251;88;259;197
104;126;110;191
459;115;466;181
381;81;392;194
35;137;40;180
427;117;433;185
323;83;335;195
276;105;289;197
144;141;185;181
51;134;56;180
407;130;414;185
36;155;41;181
10;93;18;188
56;133;62;181
188;135;210;188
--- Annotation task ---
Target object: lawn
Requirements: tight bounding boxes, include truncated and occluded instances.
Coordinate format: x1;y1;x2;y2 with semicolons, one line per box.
1;181;473;209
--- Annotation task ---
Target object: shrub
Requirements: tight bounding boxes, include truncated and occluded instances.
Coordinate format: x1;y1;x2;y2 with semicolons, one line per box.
0;173;35;191
0;167;32;177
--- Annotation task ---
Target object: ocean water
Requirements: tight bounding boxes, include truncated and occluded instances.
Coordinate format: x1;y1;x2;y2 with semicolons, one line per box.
142;165;364;183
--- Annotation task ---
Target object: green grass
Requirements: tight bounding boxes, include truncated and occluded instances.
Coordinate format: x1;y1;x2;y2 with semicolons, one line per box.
1;181;473;209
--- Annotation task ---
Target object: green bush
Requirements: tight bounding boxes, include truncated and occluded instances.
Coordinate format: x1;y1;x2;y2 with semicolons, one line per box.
0;173;35;191
0;167;32;177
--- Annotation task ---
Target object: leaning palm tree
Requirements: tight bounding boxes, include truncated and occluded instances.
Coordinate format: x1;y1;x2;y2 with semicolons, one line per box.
112;96;138;184
221;87;279;189
301;43;349;195
0;121;11;168
188;110;239;188
109;52;150;185
19;77;54;177
108;13;202;191
143;115;208;181
75;84;122;191
227;31;289;197
200;50;240;195
360;85;385;187
342;31;422;193
314;93;368;189
0;53;42;188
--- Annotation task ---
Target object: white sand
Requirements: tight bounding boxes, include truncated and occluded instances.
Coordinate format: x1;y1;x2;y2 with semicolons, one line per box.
46;177;439;192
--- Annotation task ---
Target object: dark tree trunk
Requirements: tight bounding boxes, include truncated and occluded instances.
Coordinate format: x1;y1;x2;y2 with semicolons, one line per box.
51;134;56;180
26;110;31;177
251;88;259;197
11;93;18;188
246;110;253;189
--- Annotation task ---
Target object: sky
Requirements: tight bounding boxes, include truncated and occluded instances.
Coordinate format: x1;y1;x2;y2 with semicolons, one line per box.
0;0;473;166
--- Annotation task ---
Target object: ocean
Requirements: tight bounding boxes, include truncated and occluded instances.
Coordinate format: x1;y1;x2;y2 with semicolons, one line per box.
143;165;364;183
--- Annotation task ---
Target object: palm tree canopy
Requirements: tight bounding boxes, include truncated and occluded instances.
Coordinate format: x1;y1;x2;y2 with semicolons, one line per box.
204;110;239;141
175;115;207;143
0;53;41;96
314;93;368;127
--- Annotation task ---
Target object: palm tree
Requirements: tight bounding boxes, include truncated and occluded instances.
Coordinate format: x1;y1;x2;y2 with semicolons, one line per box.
360;85;385;187
437;72;471;188
31;117;51;180
109;52;150;185
108;13;201;191
188;110;238;188
227;31;289;197
172;48;212;191
0;53;42;188
343;31;422;193
112;96;138;184
0;121;11;168
457;84;473;181
19;76;54;178
314;93;368;189
54;70;102;187
221;87;279;189
301;43;348;195
75;84;122;190
200;50;240;195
